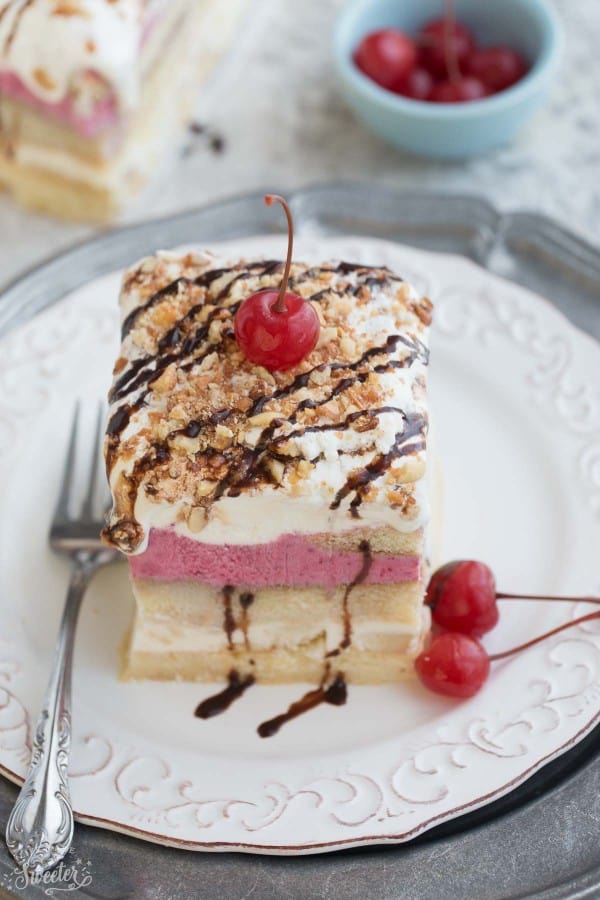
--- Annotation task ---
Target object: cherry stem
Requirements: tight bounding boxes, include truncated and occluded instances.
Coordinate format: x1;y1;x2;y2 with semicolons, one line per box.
444;0;461;83
265;194;294;314
496;592;600;604
489;611;600;662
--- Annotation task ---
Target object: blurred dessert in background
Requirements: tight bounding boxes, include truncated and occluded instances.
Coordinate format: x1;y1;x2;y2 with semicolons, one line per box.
0;0;245;222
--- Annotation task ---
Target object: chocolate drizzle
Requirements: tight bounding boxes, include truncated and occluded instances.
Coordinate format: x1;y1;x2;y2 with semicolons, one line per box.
248;333;426;417
217;588;255;651
105;402;136;472
257;672;347;738
107;403;133;435
170;407;233;441
104;258;430;551
194;670;255;719
335;262;399;275
342;540;372;650
111;263;423;419
325;540;373;658
121;277;194;339
121;263;278;340
222;585;235;650
239;592;254;649
331;412;427;517
110;262;281;407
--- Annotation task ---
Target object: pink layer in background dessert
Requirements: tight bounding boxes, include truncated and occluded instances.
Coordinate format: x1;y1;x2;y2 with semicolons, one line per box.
129;529;421;586
0;71;119;138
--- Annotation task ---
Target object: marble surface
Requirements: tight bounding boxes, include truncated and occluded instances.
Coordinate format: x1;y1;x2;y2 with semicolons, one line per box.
0;0;598;290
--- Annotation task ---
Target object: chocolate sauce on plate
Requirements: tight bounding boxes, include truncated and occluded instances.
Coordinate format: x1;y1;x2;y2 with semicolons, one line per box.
195;670;255;719
257;673;347;738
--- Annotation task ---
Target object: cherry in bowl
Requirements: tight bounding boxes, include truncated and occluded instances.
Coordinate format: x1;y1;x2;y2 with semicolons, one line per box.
419;17;475;79
354;28;417;90
336;1;560;160
465;47;529;94
349;5;533;107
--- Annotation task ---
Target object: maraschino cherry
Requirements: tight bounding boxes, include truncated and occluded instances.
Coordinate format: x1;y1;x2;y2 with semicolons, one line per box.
234;195;320;372
353;0;529;105
418;559;600;698
419;16;475;78
417;612;600;699
429;77;487;103
426;560;600;639
416;632;489;698
426;560;498;637
354;28;417;90
394;66;434;101
465;46;528;93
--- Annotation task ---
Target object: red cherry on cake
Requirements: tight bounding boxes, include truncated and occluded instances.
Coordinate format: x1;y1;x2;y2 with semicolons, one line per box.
415;632;490;699
354;28;417;90
234;195;320;372
426;560;498;637
393;66;434;101
465;46;528;93
430;77;487;103
419;18;475;78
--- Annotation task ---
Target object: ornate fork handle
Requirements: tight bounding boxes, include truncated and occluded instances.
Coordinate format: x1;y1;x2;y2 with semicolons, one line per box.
6;551;112;874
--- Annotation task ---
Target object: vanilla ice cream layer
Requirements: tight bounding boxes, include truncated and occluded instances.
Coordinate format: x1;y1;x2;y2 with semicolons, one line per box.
129;617;424;655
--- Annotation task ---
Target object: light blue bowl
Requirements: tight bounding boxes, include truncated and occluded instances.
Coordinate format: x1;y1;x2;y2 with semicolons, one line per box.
334;0;563;158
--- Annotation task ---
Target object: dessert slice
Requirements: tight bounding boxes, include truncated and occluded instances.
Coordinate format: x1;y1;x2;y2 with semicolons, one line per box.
103;248;433;684
0;0;245;222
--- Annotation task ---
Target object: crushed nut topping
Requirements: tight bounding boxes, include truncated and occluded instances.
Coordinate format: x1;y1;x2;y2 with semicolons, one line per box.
103;253;431;552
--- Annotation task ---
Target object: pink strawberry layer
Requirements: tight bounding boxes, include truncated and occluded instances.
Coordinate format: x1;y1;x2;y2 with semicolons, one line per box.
129;529;421;588
0;72;119;138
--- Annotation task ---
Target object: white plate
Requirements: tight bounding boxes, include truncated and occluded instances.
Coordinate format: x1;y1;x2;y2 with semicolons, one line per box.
1;235;599;854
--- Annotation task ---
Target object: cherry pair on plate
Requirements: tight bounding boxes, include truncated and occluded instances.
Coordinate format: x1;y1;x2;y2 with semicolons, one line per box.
417;560;600;699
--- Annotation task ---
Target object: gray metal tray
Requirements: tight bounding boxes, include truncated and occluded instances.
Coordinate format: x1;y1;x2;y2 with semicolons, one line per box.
1;185;599;900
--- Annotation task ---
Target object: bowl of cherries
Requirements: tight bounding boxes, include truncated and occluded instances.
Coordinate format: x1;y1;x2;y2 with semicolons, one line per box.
334;0;562;158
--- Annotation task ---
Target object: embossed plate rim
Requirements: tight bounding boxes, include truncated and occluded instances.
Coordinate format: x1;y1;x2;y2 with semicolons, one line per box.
0;198;599;855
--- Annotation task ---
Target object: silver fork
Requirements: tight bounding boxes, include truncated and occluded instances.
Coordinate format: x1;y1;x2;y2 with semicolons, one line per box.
5;404;118;875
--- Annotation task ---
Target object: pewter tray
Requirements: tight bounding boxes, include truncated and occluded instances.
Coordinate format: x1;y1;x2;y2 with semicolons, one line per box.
1;185;599;899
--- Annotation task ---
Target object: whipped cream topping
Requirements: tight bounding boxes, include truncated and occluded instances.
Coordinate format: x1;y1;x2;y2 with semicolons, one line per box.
104;250;432;552
0;0;157;110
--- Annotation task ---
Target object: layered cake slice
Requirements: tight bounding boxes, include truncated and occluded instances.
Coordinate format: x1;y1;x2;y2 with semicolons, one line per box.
0;0;245;221
103;235;433;684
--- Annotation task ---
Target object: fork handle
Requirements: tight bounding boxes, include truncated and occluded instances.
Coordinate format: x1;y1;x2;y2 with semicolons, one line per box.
5;552;103;874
